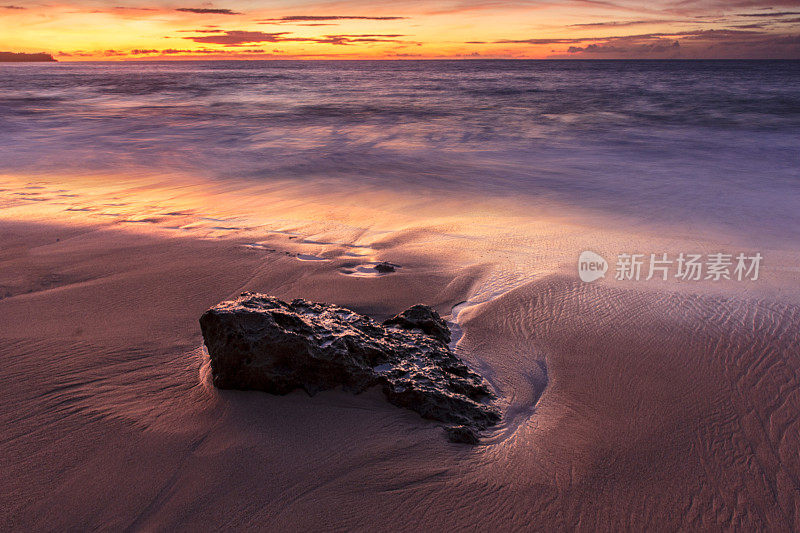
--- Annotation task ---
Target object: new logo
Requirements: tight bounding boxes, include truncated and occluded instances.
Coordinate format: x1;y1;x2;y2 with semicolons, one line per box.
578;251;608;283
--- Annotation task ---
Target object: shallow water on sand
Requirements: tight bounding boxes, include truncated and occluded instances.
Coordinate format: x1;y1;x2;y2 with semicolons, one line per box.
2;172;797;309
2;60;799;246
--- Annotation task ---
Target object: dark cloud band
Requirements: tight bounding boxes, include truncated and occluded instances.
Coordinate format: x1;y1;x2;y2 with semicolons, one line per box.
176;8;242;15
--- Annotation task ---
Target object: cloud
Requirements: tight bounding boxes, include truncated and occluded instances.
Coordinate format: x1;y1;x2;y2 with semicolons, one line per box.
185;31;291;45
130;48;266;55
314;34;406;45
673;28;764;40
424;0;634;16
176;8;242;15
737;11;800;16
1;4;25;8
666;1;800;15
58;50;95;57
495;29;768;46
546;28;800;58
567;39;681;55
258;15;406;24
182;30;409;46
496;37;602;44
569;19;682;27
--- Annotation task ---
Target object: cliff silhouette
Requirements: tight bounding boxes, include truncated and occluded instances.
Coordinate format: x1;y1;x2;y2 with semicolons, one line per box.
0;52;57;62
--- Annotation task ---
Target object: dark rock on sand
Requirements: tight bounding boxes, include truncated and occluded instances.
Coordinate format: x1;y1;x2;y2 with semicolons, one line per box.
200;293;499;443
445;425;481;445
382;304;451;344
374;261;396;273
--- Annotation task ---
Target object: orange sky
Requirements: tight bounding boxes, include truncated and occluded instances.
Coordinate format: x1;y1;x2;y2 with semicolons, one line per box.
2;1;800;60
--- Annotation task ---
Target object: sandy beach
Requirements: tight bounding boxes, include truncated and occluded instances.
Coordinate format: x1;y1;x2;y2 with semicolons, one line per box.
2;172;799;530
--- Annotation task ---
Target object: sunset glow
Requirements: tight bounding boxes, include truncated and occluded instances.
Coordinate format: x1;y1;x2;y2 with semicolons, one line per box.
3;1;800;60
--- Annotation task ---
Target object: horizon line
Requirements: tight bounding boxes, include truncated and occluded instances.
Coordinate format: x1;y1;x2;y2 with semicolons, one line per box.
13;57;800;63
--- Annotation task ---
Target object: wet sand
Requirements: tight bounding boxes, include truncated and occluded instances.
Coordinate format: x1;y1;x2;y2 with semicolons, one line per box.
1;176;800;530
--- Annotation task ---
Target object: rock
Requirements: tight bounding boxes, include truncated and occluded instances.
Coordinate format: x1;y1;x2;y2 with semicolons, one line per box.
200;293;499;443
382;304;451;344
445;425;480;445
374;262;396;273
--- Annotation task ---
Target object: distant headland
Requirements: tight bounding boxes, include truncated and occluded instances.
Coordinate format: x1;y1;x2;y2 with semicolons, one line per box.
0;52;57;62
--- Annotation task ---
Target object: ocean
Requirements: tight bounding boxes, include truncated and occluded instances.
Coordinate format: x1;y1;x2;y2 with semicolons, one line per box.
1;59;799;244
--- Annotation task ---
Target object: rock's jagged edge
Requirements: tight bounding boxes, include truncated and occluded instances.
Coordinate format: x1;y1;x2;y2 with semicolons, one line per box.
199;293;500;444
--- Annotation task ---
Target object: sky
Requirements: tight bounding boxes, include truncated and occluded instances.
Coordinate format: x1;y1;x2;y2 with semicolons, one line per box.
2;0;800;60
